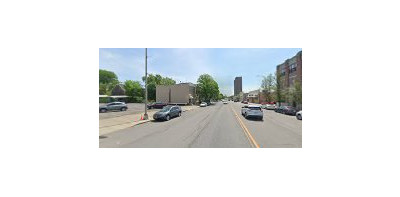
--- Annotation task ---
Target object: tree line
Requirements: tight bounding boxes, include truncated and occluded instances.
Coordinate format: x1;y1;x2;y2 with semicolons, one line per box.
99;69;224;103
260;72;302;107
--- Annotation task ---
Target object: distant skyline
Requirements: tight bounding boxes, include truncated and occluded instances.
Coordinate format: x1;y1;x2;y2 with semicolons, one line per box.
99;48;302;96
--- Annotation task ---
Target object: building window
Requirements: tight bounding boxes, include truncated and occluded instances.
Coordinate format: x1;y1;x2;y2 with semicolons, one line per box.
289;63;297;73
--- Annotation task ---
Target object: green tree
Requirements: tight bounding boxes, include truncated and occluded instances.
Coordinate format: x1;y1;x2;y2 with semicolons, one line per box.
292;80;302;107
196;74;220;102
261;74;276;102
99;83;108;95
99;69;118;84
217;93;224;100
275;71;283;106
161;77;176;85
124;80;144;103
99;69;119;96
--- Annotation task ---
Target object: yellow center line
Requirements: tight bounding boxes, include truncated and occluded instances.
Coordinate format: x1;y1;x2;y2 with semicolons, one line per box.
230;106;260;148
235;113;254;148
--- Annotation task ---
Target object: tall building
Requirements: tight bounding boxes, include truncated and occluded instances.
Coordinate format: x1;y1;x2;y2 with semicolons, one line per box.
276;51;302;89
234;76;242;96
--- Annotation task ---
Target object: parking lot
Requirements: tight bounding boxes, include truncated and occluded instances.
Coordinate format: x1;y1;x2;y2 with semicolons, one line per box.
99;103;156;120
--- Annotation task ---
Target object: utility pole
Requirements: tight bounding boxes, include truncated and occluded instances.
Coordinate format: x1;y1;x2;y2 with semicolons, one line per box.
143;48;149;120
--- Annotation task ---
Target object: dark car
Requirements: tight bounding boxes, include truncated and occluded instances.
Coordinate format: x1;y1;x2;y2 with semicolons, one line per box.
99;102;128;113
282;106;297;115
275;106;285;113
148;102;168;109
153;105;182;121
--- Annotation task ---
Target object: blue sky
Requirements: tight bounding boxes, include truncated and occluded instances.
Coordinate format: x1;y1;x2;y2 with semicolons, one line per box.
99;48;302;96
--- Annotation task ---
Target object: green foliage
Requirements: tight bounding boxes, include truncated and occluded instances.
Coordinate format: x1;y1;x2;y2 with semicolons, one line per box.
161;77;176;85
196;74;220;102
261;74;276;102
290;80;302;107
99;69;118;84
275;71;283;105
99;69;119;96
142;74;176;101
99;83;108;95
124;80;144;103
99;97;109;103
217;93;224;100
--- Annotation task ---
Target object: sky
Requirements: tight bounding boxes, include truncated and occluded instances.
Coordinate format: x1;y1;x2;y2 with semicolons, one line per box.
99;48;302;96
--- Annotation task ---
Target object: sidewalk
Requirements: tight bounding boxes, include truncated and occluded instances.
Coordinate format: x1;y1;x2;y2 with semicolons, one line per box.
99;105;199;136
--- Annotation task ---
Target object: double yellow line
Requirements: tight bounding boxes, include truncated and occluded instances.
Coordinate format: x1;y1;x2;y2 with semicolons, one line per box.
230;106;260;148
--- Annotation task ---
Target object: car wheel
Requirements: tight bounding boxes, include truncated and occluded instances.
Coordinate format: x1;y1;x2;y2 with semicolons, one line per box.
178;112;181;117
297;114;302;120
165;115;170;121
100;109;107;113
120;107;127;111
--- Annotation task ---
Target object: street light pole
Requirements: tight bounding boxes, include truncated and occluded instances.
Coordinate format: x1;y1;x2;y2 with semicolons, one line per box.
144;48;149;120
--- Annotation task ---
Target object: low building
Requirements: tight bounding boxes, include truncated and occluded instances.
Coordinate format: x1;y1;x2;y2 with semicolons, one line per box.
247;89;260;103
111;84;126;96
156;83;196;105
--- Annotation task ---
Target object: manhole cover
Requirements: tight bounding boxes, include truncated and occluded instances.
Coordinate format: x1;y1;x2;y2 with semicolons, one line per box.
99;136;107;139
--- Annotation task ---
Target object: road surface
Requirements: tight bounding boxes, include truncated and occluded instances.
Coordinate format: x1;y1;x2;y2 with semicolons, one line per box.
99;102;302;148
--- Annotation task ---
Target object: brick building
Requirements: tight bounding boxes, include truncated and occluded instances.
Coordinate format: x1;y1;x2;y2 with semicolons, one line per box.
276;51;302;89
276;51;302;109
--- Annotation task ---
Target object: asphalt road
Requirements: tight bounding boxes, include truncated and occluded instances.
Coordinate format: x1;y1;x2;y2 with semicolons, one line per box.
99;102;302;148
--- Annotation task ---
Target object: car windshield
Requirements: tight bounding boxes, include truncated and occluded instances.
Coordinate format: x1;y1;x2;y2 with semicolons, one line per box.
249;107;261;110
160;106;171;112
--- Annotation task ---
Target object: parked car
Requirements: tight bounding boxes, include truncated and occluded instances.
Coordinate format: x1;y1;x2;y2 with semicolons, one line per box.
200;102;207;107
282;106;297;115
265;104;276;110
241;105;249;115
153;105;182;121
243;101;248;104
275;106;285;113
147;102;168;109
99;102;128;113
223;100;228;104
242;105;263;120
296;111;302;120
261;103;276;110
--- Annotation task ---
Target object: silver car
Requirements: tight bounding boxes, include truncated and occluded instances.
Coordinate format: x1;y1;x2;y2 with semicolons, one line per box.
241;105;263;120
99;102;128;113
296;110;302;120
153;105;182;121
